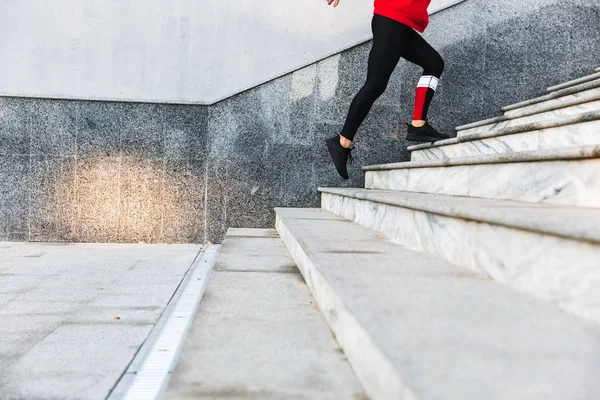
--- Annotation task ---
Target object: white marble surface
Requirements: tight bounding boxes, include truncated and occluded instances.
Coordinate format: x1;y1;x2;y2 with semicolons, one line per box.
366;158;600;208
547;73;600;93
276;207;600;399
275;210;412;400
320;192;600;324
502;78;600;113
458;88;600;137
413;119;600;160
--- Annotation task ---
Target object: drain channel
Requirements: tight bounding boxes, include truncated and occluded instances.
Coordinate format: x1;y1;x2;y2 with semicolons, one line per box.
110;245;219;400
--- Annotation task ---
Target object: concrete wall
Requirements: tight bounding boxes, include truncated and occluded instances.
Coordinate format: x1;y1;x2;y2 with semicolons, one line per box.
1;0;598;243
0;0;462;104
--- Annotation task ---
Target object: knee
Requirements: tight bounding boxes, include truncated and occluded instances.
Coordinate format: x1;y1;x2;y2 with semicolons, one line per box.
433;55;445;77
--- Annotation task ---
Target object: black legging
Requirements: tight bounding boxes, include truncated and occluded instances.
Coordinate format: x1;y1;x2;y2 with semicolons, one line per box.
341;14;445;141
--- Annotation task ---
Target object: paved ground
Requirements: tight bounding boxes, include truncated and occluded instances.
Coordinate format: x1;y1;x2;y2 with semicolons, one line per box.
165;229;365;400
0;242;201;400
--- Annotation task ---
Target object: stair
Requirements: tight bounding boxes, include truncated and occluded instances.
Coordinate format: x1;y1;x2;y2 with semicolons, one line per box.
166;228;365;399
318;187;600;322
501;76;600;113
275;208;600;400
365;145;600;208
270;69;600;399
409;111;600;160
456;80;600;138
547;71;600;93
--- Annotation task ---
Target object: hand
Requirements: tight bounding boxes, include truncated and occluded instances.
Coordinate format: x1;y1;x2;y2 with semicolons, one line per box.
327;0;340;7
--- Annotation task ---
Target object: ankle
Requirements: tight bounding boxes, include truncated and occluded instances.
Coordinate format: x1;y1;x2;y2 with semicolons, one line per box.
339;135;352;149
411;120;426;128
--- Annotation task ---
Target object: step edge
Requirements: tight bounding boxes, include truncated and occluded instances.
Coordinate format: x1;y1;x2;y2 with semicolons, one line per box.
455;115;505;131
317;188;600;245
364;144;600;171
277;207;600;398
274;210;418;399
502;78;600;112
455;89;600;132
547;73;600;93
407;110;600;152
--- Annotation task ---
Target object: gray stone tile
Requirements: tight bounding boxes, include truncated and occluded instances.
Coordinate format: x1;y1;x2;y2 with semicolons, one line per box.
316;45;370;125
0;97;30;155
208;92;271;163
482;17;533;115
218;158;277;230
567;3;600;77
355;104;406;166
30;99;77;156
121;102;165;158
75;155;120;243
0;155;30;241
88;293;173;309
0;331;50;364
16;285;101;302
526;4;576;91
205;158;228;243
434;58;487;134
290;96;318;147
0;243;198;399
0;300;82;316
0;371;114;400
67;305;164;326
28;155;77;242
0;314;66;335
0;274;43;295
164;104;208;160
116;156;165;243
76;100;122;157
161;157;206;243
257;75;293;143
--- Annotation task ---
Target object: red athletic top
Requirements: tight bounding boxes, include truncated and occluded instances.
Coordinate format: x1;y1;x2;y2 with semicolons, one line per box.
374;0;431;32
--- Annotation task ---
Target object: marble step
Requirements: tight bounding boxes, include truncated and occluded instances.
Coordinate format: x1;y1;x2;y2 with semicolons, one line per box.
275;207;600;400
409;111;600;161
166;228;365;400
501;78;600;113
318;188;600;324
547;72;600;93
456;89;600;137
364;145;600;208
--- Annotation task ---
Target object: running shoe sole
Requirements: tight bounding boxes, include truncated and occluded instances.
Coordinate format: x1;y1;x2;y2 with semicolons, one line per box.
406;133;449;142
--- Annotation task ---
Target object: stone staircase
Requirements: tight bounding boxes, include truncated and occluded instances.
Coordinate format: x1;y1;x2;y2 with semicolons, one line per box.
273;68;600;399
167;69;600;399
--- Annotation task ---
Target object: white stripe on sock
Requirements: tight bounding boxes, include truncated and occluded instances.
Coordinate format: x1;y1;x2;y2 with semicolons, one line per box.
417;75;439;91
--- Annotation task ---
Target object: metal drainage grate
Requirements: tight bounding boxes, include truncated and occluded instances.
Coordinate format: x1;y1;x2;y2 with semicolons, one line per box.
117;245;219;400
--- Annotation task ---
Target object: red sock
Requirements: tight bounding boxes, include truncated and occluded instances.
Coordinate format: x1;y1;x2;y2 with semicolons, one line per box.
413;75;439;121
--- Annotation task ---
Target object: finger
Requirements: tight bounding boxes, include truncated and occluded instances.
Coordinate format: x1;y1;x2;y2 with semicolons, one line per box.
334;0;340;6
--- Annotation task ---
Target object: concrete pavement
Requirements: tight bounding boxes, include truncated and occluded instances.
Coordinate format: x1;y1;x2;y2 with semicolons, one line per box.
0;242;201;400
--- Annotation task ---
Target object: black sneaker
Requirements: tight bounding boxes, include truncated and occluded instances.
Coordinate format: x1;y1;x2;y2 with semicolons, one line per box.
406;122;450;142
326;135;353;180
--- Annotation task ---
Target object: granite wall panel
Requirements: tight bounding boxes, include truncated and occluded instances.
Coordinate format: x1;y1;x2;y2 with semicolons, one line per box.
0;98;30;156
0;0;598;243
0;155;30;241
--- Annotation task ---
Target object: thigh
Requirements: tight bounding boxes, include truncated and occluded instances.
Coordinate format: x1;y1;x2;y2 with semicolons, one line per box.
401;28;442;71
365;15;408;84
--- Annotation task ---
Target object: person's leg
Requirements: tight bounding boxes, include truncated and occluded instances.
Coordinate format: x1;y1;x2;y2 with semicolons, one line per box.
401;29;445;125
339;15;408;147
